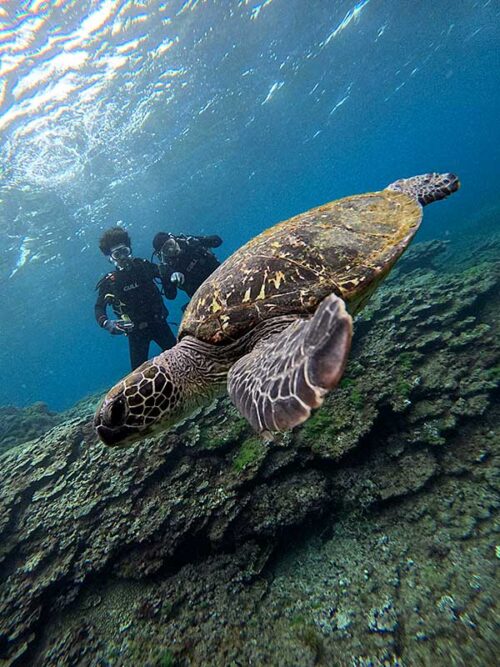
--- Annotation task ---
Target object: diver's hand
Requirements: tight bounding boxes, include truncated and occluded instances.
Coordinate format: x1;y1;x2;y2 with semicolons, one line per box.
104;319;134;335
171;272;185;286
117;320;135;334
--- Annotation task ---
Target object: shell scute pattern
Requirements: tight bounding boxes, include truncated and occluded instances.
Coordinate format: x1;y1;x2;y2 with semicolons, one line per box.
181;190;421;344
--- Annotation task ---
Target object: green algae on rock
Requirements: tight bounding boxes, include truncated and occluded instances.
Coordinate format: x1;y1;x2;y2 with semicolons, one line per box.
232;436;266;472
0;236;498;666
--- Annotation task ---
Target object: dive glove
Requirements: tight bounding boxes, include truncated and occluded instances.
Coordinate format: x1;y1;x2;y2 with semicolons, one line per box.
187;234;222;248
171;272;185;286
103;319;135;335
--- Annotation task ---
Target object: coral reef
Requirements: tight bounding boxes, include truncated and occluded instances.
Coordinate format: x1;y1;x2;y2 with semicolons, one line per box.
0;402;61;456
0;394;102;457
0;236;498;666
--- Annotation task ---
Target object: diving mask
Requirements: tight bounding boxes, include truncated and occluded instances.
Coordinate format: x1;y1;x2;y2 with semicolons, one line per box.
110;245;132;261
160;237;181;261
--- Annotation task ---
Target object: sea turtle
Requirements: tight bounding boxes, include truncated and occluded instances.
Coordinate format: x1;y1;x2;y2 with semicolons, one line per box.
95;172;459;447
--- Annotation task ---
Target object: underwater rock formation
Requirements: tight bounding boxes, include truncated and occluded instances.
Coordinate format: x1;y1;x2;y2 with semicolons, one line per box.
0;402;61;456
0;238;498;666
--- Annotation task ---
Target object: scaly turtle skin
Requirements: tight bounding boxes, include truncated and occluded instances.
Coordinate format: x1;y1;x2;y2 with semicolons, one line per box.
95;173;459;446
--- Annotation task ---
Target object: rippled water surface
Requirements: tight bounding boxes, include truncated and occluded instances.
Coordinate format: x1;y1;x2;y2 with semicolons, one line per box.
0;0;498;408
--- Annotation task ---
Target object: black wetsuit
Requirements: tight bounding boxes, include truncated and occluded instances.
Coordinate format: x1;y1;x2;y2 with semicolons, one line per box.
159;234;222;301
95;258;176;370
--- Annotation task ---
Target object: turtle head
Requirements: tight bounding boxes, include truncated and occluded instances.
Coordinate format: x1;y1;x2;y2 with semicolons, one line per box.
94;359;182;447
94;339;226;447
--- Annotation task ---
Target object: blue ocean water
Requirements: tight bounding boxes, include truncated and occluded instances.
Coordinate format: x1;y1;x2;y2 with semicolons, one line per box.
0;0;498;410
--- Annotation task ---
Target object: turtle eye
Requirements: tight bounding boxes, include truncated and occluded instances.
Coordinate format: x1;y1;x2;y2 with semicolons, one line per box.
104;396;128;428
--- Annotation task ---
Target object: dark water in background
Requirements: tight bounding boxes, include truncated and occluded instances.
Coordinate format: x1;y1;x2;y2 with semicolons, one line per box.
0;0;498;410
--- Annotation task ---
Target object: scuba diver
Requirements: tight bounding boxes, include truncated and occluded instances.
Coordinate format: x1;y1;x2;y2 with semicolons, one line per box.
95;227;176;370
152;232;223;307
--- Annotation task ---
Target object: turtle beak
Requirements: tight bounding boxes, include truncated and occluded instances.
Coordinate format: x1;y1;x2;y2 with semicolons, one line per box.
94;422;137;447
94;395;145;447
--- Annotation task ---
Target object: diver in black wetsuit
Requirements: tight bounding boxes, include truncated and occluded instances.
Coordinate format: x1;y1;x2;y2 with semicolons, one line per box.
95;227;176;370
152;232;223;309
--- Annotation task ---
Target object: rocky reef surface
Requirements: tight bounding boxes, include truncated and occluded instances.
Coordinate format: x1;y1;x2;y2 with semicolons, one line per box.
0;237;498;667
0;393;107;458
0;402;61;457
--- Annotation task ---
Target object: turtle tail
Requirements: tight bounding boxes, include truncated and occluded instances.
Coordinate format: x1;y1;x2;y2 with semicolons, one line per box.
386;172;460;206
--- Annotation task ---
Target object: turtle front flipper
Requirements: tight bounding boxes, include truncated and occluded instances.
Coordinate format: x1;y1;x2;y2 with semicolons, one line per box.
227;293;353;433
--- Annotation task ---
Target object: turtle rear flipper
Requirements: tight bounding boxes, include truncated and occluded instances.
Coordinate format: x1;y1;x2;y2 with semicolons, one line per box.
227;293;352;433
386;172;460;206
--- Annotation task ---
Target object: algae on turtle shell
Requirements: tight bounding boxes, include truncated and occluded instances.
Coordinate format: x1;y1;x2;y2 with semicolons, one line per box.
95;174;459;446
